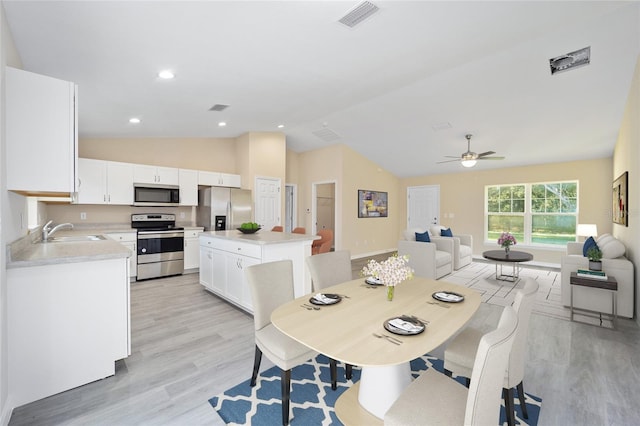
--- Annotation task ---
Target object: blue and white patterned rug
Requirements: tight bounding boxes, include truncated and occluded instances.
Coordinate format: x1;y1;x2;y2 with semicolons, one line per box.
209;354;542;425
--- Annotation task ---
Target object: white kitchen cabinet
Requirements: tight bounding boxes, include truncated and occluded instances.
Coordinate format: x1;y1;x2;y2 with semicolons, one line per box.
198;171;241;188
184;228;203;271
199;244;216;292
77;158;133;205
179;169;199;206
199;232;314;313
6;67;77;194
133;164;179;185
106;232;137;278
7;257;130;407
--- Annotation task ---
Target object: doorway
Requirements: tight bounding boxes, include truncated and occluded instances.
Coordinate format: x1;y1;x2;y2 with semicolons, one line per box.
284;184;297;233
255;176;282;231
312;181;336;249
407;185;440;230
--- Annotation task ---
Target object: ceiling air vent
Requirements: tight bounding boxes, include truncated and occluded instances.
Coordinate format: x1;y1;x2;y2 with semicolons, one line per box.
338;1;379;28
312;127;341;142
209;104;229;112
549;47;590;75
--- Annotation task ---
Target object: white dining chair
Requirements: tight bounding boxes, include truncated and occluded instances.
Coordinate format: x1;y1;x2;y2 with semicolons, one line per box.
246;260;317;426
385;306;518;426
444;278;539;426
305;250;354;388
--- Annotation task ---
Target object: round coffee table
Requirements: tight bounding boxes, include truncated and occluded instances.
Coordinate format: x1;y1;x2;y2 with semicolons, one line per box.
482;250;533;282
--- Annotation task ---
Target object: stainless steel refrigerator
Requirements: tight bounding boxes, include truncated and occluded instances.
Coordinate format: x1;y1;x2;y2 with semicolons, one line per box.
197;187;253;231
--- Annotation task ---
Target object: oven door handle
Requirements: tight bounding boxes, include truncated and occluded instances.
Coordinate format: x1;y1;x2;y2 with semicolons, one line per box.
137;231;184;239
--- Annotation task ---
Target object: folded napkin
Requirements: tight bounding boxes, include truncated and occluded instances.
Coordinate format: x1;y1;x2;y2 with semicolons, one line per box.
389;318;423;333
435;292;463;302
313;293;338;304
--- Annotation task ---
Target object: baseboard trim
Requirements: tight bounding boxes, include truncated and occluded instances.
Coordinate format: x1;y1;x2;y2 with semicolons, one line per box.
1;396;14;426
351;249;397;260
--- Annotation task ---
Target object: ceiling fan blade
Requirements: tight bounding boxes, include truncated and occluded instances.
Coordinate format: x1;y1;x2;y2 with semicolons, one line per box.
443;155;460;159
436;158;462;164
477;151;496;158
478;156;505;160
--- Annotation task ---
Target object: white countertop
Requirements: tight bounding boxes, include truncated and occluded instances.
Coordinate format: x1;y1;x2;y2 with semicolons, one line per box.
200;230;318;245
7;229;132;269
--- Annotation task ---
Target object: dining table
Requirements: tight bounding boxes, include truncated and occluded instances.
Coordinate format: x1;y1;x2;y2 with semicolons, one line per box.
271;275;481;424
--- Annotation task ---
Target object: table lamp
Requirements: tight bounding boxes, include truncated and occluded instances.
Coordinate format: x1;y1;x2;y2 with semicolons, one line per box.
576;224;598;241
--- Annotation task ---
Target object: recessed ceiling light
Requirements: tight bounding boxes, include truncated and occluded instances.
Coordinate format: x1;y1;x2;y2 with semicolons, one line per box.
129;117;141;124
218;122;227;127
277;124;284;129
158;70;175;79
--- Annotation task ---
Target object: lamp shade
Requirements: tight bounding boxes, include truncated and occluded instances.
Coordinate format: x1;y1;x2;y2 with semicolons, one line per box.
576;223;598;237
461;159;477;168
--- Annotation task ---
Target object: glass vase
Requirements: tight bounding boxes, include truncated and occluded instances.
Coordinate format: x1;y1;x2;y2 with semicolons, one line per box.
504;245;510;254
387;285;395;301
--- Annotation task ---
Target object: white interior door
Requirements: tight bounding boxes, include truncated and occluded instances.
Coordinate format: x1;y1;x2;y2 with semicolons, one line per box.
407;185;440;230
255;177;281;231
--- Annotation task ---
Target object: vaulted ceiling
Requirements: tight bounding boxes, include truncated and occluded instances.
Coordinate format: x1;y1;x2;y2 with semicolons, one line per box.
3;1;639;177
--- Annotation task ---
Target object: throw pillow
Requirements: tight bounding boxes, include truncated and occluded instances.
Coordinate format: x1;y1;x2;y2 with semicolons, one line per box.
441;228;453;237
415;231;431;243
599;238;626;259
582;236;598;257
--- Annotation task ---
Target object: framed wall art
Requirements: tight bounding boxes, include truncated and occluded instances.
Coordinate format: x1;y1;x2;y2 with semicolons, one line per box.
613;171;628;226
358;189;388;218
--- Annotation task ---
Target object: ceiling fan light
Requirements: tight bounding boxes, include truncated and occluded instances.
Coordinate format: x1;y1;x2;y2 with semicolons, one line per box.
461;159;477;168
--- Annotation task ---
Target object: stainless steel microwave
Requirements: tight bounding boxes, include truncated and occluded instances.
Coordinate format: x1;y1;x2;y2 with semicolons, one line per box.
133;184;180;206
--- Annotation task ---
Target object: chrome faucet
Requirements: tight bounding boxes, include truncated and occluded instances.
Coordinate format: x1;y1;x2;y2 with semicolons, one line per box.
42;220;74;241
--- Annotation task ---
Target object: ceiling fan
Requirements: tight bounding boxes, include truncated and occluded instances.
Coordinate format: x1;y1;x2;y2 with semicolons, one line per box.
437;134;505;168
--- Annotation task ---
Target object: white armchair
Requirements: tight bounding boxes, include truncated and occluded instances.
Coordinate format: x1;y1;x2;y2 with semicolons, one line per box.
399;229;454;279
429;225;473;270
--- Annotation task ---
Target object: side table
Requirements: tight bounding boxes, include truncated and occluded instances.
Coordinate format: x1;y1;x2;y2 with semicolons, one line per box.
570;271;617;329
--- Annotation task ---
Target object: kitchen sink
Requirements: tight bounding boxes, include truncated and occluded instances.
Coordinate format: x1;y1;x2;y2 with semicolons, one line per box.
45;235;107;243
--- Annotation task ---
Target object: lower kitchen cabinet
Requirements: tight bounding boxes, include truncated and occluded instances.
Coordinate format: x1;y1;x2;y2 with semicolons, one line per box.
7;257;130;407
106;232;137;278
184;228;204;272
198;232;314;313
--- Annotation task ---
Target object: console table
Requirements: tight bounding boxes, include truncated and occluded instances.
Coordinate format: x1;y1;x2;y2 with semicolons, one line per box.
482;250;533;282
570;271;617;329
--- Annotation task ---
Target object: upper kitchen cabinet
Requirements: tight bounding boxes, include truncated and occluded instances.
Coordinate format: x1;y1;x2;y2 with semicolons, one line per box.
198;171;241;188
179;169;198;206
6;67;77;195
133;164;179;186
76;158;133;205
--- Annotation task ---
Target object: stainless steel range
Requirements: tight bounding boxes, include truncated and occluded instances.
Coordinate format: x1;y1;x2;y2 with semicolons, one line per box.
131;213;184;280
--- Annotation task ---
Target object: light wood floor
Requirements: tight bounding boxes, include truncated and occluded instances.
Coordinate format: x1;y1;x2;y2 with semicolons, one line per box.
9;261;640;425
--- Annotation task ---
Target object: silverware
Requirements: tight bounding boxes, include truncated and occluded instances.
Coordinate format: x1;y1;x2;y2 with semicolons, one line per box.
300;304;312;310
427;301;450;309
372;332;402;345
302;303;320;310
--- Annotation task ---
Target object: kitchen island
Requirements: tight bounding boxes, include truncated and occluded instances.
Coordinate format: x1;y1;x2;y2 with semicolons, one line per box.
199;230;318;313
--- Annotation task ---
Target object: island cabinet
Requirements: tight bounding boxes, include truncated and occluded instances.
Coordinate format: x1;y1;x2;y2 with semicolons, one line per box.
7;257;130;407
199;231;316;313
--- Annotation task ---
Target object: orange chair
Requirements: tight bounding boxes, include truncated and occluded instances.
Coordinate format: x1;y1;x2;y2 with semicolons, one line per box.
311;229;333;255
271;226;283;232
292;227;306;234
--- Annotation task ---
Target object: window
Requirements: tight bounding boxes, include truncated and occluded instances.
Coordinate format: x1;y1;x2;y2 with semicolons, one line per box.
486;181;578;247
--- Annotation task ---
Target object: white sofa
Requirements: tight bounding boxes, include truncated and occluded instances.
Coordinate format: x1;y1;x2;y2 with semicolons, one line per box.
561;234;634;318
400;229;454;279
428;225;473;270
